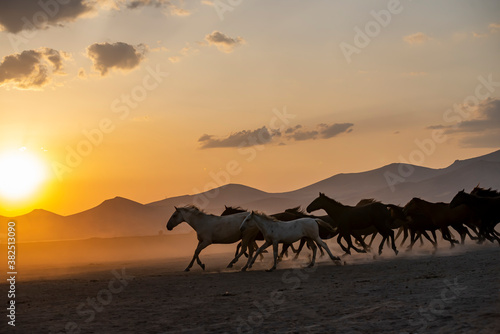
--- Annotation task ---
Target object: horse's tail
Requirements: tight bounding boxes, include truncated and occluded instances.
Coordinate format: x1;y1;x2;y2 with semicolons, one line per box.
315;218;337;234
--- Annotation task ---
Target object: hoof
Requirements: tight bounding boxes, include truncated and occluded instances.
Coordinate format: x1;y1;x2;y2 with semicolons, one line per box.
184;268;190;272
200;264;206;271
227;263;233;268
266;268;276;272
241;267;247;272
332;256;341;261
394;250;399;256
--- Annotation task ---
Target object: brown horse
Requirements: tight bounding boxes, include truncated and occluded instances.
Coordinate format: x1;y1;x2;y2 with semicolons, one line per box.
450;190;500;244
403;198;479;251
307;193;398;256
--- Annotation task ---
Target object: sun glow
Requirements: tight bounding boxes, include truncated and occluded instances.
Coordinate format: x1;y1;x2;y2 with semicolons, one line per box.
0;148;48;201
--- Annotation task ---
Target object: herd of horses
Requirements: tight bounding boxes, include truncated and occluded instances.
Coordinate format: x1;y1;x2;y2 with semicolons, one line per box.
166;186;500;272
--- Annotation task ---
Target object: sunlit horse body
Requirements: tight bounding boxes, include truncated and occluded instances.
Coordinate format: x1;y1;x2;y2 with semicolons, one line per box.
240;212;340;271
223;206;333;268
166;205;249;271
307;193;398;256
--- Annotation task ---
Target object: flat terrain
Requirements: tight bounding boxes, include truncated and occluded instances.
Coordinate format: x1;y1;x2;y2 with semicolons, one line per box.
3;241;500;334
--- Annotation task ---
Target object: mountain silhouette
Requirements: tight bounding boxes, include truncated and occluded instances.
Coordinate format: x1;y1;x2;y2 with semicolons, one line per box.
2;149;499;242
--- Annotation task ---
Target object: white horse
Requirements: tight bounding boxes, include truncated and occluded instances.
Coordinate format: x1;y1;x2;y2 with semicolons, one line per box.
240;211;340;272
166;205;250;271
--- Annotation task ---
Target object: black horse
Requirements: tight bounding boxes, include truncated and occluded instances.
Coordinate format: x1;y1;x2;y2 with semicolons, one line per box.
306;193;398;256
450;190;500;244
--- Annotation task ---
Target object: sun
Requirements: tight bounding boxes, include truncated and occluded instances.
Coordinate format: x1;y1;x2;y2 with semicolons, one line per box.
0;148;48;201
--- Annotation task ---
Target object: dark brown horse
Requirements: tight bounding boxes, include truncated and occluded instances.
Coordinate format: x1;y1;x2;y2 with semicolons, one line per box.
450;190;500;244
403;198;479;251
306;193;398;256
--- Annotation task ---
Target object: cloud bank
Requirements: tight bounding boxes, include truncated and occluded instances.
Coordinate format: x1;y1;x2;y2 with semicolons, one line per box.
199;122;354;149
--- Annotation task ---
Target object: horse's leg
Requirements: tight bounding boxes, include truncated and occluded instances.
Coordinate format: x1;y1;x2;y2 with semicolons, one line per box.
243;240;271;271
317;241;325;257
293;239;307;260
337;234;350;255
185;240;209;272
314;238;341;261
227;236;252;268
306;239;317;268
348;233;367;253
278;243;290;262
400;227;410;247
267;242;279;272
368;232;378;248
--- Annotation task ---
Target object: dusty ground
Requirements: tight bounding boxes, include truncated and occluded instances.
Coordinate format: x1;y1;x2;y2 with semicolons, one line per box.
3;242;500;334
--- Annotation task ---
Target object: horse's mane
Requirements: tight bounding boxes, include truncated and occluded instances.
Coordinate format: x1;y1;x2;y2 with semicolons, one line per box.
356;198;380;206
284;206;305;215
320;193;346;207
472;186;500;197
180;205;212;216
252;211;279;222
226;206;246;211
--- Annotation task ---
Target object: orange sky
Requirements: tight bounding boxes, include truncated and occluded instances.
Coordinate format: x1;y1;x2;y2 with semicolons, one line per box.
0;0;499;216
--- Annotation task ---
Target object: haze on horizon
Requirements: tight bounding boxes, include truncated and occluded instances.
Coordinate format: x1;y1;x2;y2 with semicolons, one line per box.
0;0;499;216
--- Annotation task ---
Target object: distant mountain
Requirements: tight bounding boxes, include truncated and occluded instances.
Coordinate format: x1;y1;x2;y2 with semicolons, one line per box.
1;149;499;242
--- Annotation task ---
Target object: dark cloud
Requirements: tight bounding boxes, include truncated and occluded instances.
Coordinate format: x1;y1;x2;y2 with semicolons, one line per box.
199;127;274;149
284;122;354;141
289;130;319;141
124;0;189;15
0;0;94;33
87;42;146;76
0;48;68;89
205;31;245;53
318;123;354;139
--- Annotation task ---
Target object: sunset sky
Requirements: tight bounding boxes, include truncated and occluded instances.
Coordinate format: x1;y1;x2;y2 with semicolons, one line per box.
0;0;499;216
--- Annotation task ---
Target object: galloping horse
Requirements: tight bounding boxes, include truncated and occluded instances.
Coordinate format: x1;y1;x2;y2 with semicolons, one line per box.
450;190;500;244
240;212;340;271
166;205;249;271
307;193;398;256
403;198;478;251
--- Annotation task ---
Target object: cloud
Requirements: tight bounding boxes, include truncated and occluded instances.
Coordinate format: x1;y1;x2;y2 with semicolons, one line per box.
205;31;245;53
0;48;69;89
123;0;190;15
199;121;354;149
199;127;274;149
428;98;500;148
0;0;94;33
87;42;146;76
489;22;500;33
403;32;431;45
318;123;354;138
284;123;354;141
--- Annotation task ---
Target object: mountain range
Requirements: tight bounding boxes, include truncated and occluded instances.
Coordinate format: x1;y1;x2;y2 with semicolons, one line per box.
2;149;500;242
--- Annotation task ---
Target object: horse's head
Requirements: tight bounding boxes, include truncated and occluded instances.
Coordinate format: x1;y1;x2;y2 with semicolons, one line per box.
239;211;255;234
450;189;467;209
166;206;185;230
306;192;328;213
